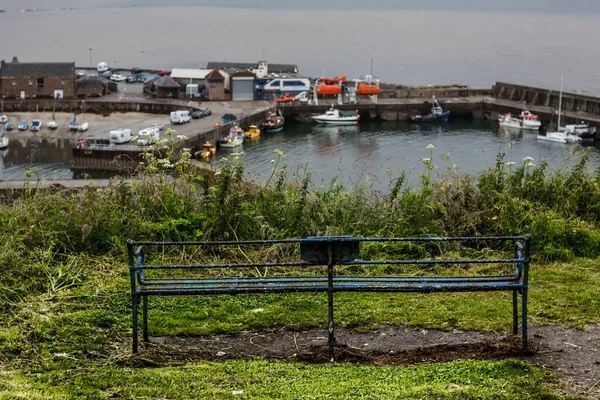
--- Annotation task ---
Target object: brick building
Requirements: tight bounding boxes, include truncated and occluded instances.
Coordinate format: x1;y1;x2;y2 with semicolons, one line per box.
0;57;76;99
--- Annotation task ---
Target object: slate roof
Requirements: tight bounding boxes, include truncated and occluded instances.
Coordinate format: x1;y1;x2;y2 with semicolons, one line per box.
206;62;298;74
78;75;107;85
154;75;181;88
0;62;75;77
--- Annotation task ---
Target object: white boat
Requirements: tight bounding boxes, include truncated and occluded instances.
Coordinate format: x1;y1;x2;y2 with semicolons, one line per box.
47;120;58;129
537;77;581;144
220;125;245;148
78;122;89;132
561;122;596;140
498;113;522;129
0;136;8;150
311;106;360;125
519;110;542;130
0;115;7;124
17;120;28;131
30;119;41;132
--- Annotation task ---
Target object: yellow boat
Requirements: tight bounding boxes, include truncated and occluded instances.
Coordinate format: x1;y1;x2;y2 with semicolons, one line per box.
196;141;216;160
245;125;261;139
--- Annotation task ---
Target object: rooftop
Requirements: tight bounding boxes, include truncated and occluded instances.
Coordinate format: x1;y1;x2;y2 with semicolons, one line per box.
170;68;213;80
206;61;298;74
0;58;75;77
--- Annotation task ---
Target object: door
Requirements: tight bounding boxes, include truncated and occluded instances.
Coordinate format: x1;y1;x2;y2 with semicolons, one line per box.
20;91;25;99
232;77;254;101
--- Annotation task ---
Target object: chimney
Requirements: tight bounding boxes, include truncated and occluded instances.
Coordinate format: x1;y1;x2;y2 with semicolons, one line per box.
11;56;19;64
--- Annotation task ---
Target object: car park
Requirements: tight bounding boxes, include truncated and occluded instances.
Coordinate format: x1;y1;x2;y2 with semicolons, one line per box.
110;74;127;82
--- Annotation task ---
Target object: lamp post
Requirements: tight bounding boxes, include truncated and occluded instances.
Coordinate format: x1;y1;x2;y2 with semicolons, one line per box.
89;48;92;70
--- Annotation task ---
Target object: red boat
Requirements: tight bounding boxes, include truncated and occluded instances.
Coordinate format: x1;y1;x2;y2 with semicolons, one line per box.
318;74;347;84
356;83;381;96
276;93;296;103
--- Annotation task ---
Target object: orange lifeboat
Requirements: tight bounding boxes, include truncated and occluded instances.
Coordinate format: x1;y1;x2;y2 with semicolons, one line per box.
319;74;347;84
316;83;342;96
356;83;381;96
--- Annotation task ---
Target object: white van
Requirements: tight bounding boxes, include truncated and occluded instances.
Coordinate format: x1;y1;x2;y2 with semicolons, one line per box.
97;62;109;73
137;127;160;146
109;128;132;144
263;78;311;93
170;110;191;124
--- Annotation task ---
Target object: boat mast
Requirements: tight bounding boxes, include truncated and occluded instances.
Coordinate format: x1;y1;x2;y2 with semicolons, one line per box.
557;75;564;129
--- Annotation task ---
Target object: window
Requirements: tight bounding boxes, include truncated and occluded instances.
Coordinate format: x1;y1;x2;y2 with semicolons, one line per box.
28;80;33;86
11;81;16;86
61;80;65;85
269;80;280;87
37;78;44;88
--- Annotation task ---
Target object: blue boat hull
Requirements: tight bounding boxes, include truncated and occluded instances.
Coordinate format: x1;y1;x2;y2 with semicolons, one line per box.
410;110;450;123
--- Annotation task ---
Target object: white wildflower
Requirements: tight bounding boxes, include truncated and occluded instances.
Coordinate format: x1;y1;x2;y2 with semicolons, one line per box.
426;144;435;150
176;135;188;140
527;162;536;167
421;157;431;163
523;156;534;162
505;161;516;166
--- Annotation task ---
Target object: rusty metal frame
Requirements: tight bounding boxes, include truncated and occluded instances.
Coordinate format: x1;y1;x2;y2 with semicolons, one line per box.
127;235;531;357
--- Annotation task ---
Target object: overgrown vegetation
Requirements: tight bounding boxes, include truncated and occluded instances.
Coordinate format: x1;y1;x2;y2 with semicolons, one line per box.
1;144;599;398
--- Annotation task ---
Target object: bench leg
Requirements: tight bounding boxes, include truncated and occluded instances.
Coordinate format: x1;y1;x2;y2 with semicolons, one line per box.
132;294;139;353
327;245;335;362
522;288;528;352
512;290;518;335
143;295;149;343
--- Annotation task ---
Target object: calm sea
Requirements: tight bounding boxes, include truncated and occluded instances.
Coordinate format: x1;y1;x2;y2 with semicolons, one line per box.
0;1;599;93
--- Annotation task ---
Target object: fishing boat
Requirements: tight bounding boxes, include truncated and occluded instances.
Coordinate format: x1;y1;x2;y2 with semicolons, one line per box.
409;97;450;122
30;119;41;132
537;77;581;144
497;113;522;129
262;110;285;132
219;124;244;148
311;106;360;125
78;122;89;132
519;110;542;130
0;136;8;150
245;125;261;139
195;140;217;160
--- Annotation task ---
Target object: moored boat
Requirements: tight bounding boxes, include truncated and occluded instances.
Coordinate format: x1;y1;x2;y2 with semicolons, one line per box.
47;119;58;129
409;97;450;122
5;122;14;131
30;119;41;131
17;120;28;131
0;115;7;124
245;125;261;139
219;124;245;148
0;136;8;150
498;113;522;129
78;122;89;132
262;111;285;132
311;106;360;125
537;76;581;144
195;140;217;159
519;110;542;130
561;122;596;140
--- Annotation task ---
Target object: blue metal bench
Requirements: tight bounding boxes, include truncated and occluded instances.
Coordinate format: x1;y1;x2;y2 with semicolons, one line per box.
128;235;531;358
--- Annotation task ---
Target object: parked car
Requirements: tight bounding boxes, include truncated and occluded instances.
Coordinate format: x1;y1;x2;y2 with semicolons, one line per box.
192;108;212;119
222;113;237;123
130;67;143;75
157;69;170;76
150;123;164;131
102;70;113;78
110;74;127;82
76;70;86;78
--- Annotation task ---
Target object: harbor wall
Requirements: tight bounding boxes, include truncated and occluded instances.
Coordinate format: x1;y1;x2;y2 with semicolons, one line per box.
0;99;200;115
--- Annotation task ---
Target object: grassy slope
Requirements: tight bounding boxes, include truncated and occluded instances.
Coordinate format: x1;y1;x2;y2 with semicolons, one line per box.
2;151;600;399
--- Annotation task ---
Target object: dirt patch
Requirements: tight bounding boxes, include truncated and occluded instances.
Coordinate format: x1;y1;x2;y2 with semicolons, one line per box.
132;324;599;399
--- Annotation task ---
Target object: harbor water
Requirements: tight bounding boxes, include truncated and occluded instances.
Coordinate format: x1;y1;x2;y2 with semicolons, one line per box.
3;121;600;192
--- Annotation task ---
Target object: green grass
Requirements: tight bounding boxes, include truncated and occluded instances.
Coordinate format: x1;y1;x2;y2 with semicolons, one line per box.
0;359;578;400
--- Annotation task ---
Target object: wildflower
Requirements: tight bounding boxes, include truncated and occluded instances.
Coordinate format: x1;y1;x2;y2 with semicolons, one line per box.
270;159;275;164
176;135;188;140
421;157;431;163
505;161;516;166
523;156;534;162
274;149;285;158
527;162;536;167
426;144;435;150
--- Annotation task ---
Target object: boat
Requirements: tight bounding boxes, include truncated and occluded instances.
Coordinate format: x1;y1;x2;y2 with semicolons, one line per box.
5;122;14;131
498;113;522;129
245;125;261;139
311;106;360;125
537;77;581;144
195;140;217;159
0;136;8;150
69;113;79;131
78;122;89;132
30;119;41;132
561;122;596;140
47;119;58;129
318;75;347;85
316;83;342;96
356;82;381;96
0;115;7;124
262;110;285;132
275;93;296;104
219;124;245;148
17;120;28;131
519;110;542;130
409;97;450;122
